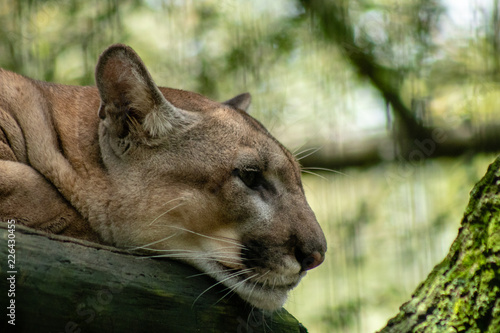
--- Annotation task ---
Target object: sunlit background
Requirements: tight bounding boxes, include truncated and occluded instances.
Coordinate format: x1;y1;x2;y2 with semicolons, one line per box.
2;0;499;332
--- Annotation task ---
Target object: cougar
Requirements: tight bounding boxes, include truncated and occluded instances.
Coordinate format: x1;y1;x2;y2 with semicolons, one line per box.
0;44;327;311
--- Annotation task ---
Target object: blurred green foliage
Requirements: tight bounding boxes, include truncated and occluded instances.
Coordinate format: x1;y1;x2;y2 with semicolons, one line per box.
1;0;500;332
2;0;499;130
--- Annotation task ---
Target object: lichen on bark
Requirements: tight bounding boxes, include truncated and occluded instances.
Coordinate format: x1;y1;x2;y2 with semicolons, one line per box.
379;156;500;333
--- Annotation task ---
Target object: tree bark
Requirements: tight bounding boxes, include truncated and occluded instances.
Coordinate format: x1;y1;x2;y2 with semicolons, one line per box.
378;156;500;332
0;225;306;333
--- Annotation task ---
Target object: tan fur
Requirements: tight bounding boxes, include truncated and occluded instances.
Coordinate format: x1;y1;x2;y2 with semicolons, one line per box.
0;44;326;311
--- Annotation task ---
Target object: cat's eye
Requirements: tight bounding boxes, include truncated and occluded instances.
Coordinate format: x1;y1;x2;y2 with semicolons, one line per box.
233;168;264;190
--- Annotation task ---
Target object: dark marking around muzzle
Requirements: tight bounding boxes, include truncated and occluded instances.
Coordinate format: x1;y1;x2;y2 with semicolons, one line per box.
242;233;326;273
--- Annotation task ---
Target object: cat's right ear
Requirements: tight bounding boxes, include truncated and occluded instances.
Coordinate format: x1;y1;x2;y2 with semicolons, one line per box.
223;93;252;112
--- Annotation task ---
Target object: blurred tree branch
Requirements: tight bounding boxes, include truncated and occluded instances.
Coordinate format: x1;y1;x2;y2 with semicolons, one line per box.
299;0;431;140
297;0;500;169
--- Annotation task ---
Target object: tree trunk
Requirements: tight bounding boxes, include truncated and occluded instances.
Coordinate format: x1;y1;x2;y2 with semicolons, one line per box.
378;156;500;332
0;225;306;333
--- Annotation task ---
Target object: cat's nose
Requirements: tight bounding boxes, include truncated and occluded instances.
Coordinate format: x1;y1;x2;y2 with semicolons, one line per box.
303;251;325;270
296;248;325;271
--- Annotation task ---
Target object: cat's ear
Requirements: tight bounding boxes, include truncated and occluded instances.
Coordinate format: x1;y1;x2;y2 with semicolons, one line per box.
95;44;191;139
223;93;252;112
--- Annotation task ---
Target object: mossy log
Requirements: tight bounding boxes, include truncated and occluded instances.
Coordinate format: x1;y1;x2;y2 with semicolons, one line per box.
379;156;500;332
0;224;306;333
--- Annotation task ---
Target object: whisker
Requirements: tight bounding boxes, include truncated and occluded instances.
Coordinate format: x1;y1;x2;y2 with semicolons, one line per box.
138;253;202;260
294;147;318;158
135;246;244;267
302;166;350;177
207;259;243;266
195;255;243;265
128;233;179;251
212;237;247;250
246;270;269;307
144;255;244;268
291;142;308;155
140;247;239;257
255;270;270;282
206;256;242;263
262;309;272;331
151;196;185;211
138;252;240;264
295;146;323;161
215;273;259;306
245;309;255;333
138;248;198;253
149;202;186;226
244;272;269;327
210;245;243;251
187;268;240;279
192;268;254;307
301;169;328;180
167;225;245;248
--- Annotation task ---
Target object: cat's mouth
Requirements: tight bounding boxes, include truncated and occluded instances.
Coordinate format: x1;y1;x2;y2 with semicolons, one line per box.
215;260;302;288
156;247;305;311
200;259;304;310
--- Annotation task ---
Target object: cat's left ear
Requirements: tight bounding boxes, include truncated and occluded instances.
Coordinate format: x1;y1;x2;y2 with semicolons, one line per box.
223;93;251;112
95;44;192;139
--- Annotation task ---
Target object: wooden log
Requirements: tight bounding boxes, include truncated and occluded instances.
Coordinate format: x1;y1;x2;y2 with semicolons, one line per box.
0;224;307;333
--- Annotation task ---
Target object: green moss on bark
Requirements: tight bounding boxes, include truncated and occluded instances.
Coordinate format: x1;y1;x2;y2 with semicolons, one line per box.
379;157;500;333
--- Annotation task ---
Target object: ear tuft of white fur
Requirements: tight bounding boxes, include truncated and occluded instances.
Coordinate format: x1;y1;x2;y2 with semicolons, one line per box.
143;106;176;137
